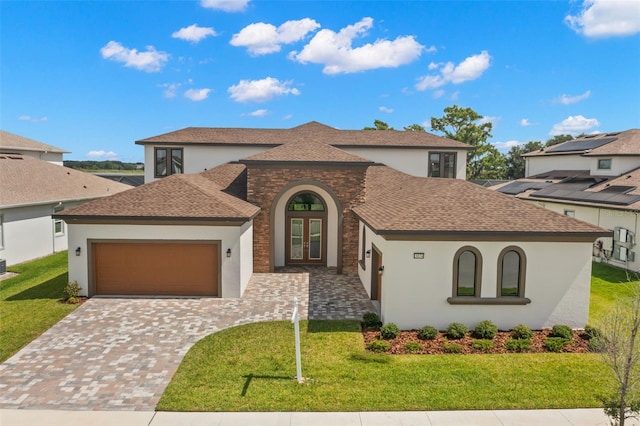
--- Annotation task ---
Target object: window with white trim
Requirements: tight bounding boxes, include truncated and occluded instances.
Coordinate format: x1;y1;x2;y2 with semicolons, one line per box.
613;227;635;262
54;219;64;236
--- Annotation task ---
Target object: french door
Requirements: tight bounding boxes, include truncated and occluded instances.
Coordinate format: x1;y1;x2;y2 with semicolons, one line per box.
287;217;324;264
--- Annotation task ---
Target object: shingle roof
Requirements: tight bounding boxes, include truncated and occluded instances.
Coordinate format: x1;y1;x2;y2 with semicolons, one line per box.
56;169;259;221
136;121;472;150
523;129;640;157
0;130;69;154
240;140;374;164
0;155;130;208
353;165;608;237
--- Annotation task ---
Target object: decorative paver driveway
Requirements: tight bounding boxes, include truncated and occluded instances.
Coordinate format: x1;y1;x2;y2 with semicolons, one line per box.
0;269;375;411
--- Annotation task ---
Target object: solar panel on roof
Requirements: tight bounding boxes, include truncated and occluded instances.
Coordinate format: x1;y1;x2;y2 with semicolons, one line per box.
530;189;640;206
546;137;618;153
600;185;636;194
497;181;553;195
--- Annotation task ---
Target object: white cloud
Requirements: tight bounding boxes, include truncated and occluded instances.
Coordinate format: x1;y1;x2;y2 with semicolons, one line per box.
432;90;445;99
479;115;500;125
550;115;600;135
289;17;424;74
416;50;491;90
565;0;640;38
449;91;459;101
100;41;169;72
172;24;217;43
160;82;181;98
493;140;521;151
231;19;320;55
228;77;300;103
18;115;48;122
248;109;269;117
200;0;249;12
184;88;211;101
520;118;533;126
379;106;394;113
282;114;293;120
86;150;118;159
553;90;591;105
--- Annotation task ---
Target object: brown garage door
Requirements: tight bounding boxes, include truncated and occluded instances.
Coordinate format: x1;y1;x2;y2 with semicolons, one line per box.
93;242;219;296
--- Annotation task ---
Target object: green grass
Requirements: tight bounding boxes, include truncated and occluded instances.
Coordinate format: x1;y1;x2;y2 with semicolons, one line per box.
0;251;79;362
158;320;612;412
590;262;640;324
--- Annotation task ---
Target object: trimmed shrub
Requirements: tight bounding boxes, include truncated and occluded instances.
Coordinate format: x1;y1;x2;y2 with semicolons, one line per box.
362;312;382;329
584;325;603;340
368;340;391;353
511;324;534;340
545;337;570;352
404;341;422;353
380;323;400;340
551;325;573;340
446;322;468;340
418;325;438;340
588;337;606;353
64;281;81;304
505;338;531;352
443;342;462;353
471;339;494;351
473;320;498;339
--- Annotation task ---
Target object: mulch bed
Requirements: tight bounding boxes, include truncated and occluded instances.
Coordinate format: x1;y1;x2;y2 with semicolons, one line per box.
362;328;590;354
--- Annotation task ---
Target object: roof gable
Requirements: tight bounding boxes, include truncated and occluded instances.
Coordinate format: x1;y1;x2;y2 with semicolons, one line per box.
0;130;69;154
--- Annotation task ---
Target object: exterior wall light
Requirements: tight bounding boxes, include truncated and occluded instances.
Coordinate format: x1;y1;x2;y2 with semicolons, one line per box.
75;247;81;256
226;248;232;258
366;249;371;258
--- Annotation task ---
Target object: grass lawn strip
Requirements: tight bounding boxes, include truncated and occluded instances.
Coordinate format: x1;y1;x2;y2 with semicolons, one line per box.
590;262;639;323
0;251;78;362
158;320;612;412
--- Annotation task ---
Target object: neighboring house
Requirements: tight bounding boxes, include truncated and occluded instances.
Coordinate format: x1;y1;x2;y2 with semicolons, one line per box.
56;122;607;330
0;132;131;266
494;129;640;272
0;130;69;165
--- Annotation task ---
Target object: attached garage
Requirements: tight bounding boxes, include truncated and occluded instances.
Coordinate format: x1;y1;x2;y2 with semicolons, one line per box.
91;241;220;297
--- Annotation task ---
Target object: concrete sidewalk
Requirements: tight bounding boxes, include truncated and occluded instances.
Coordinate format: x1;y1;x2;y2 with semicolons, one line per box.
0;408;630;426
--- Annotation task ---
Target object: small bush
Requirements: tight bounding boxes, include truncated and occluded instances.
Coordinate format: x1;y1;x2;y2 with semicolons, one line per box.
362;312;382;329
505;338;531;352
584;324;603;340
404;341;422;353
446;322;468;340
443;342;462;353
368;340;391;353
588;337;606;353
418;325;438;340
511;324;534;340
380;323;400;340
471;339;494;351
64;281;81;304
545;337;570;352
550;325;573;340
473;320;498;339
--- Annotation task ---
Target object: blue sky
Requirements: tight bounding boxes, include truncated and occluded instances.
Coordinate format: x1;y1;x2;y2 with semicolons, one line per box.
2;0;639;162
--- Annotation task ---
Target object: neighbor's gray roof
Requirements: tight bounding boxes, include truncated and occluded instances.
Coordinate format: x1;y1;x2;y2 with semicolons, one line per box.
353;165;608;238
0;155;130;208
136;121;472;150
523;129;640;157
0;130;69;154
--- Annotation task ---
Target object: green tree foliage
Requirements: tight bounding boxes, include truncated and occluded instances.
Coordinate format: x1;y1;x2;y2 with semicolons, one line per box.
545;134;573;147
64;160;141;171
403;124;426;132
364;119;395;130
505;141;544;179
430;105;506;180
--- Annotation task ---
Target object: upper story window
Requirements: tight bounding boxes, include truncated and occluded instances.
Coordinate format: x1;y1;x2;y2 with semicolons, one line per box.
429;152;456;178
453;246;482;297
598;159;612;170
155;148;183;178
497;246;526;297
564;210;575;218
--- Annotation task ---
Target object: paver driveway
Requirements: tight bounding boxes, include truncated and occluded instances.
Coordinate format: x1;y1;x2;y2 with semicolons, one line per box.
0;269;375;411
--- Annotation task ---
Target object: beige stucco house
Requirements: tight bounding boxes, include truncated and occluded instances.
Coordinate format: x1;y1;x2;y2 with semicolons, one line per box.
56;122;607;330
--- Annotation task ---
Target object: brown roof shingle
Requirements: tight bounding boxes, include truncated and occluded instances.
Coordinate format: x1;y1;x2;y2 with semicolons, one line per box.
0;130;69;154
136;121;472;150
0;155;130;208
240;140;374;164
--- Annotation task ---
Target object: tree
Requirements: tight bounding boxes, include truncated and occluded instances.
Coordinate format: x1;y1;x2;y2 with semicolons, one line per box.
430;105;506;180
505;141;543;179
364;120;395;130
403;124;426;132
598;285;640;426
546;134;573;147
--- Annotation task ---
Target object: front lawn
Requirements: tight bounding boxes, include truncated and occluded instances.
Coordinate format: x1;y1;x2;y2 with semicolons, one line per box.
158;320;612;412
0;251;78;362
590;261;639;323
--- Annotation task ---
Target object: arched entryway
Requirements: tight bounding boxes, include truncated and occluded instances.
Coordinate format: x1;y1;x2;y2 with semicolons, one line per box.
285;192;327;264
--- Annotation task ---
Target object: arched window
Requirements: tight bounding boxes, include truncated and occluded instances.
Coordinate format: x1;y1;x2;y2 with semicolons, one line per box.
287;193;325;211
497;246;526;297
452;246;482;297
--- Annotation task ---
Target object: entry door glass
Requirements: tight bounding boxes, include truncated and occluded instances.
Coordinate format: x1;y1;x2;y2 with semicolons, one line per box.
308;219;322;260
290;219;304;260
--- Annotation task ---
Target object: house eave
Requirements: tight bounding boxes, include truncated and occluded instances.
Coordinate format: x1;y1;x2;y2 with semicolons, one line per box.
54;215;255;226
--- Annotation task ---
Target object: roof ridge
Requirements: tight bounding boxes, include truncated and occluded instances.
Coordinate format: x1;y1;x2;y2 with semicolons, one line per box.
177;174;255;217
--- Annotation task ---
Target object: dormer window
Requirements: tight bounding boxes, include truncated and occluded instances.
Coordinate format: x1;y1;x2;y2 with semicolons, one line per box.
598;159;612;170
429;152;456;178
155;148;183;178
